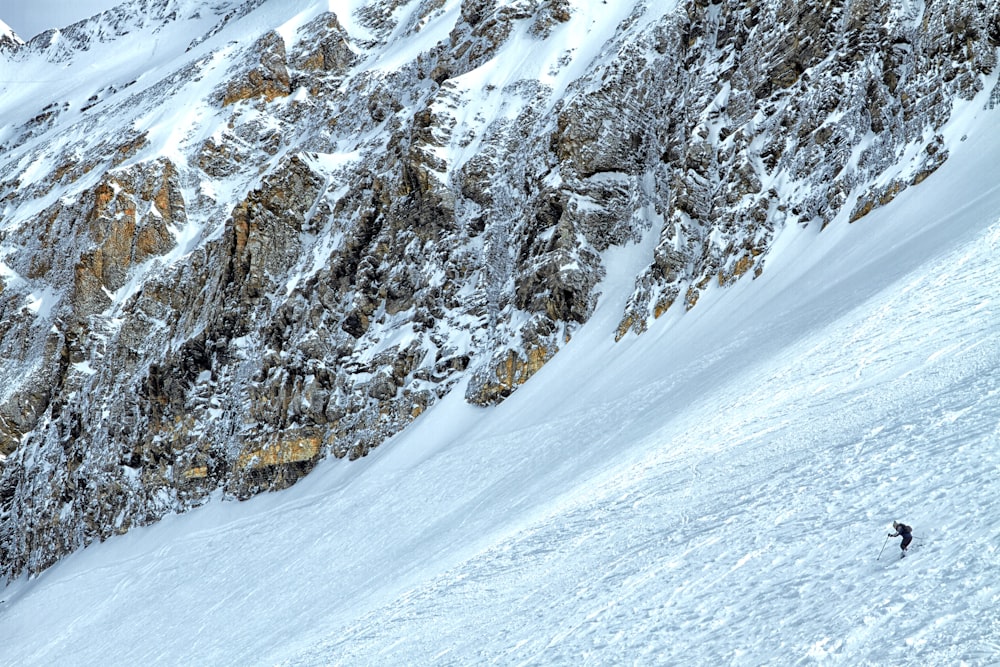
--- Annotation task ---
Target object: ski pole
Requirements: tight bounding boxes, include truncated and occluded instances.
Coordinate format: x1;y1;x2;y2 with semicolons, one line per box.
877;534;890;560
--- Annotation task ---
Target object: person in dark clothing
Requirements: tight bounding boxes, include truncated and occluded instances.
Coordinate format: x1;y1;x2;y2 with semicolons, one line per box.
889;521;913;552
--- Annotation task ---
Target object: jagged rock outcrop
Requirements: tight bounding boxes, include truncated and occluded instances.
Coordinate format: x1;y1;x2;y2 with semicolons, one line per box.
0;20;22;51
616;0;998;336
221;30;292;106
1;0;998;580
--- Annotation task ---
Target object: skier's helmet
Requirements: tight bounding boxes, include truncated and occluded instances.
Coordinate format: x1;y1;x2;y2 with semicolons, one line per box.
892;521;899;529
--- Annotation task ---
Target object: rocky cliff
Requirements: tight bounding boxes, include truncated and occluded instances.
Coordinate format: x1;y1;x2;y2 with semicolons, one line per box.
1;0;997;580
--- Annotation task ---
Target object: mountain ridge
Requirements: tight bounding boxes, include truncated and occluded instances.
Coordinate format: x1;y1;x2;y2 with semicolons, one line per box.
0;19;23;50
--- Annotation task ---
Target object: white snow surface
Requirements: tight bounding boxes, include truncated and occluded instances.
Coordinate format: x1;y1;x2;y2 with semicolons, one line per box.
3;11;1000;667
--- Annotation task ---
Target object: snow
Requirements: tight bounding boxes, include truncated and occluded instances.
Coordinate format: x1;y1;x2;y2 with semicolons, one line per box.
73;361;97;376
24;286;60;317
328;0;376;43
2;0;1000;664
366;0;463;73
0;257;19;286
2;55;999;666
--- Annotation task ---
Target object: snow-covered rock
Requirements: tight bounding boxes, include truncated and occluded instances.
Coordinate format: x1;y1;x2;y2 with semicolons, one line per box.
0;19;23;51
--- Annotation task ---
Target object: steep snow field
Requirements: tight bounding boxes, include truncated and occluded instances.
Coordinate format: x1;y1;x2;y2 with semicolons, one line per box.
3;33;1000;667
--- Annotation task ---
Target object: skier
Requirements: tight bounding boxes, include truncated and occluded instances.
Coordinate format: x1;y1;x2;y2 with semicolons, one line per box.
888;521;913;553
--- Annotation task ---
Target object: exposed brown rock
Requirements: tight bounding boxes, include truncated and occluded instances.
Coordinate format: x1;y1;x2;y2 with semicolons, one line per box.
467;345;555;405
292;13;356;75
222;31;291;106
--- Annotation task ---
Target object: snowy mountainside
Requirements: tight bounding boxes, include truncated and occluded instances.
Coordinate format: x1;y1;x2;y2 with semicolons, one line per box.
1;80;999;666
0;0;998;581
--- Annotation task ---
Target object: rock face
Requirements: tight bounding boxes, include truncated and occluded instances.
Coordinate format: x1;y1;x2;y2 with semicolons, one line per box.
1;0;998;580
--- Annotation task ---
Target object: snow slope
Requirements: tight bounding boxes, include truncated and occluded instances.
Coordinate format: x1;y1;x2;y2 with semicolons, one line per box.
2;49;1000;667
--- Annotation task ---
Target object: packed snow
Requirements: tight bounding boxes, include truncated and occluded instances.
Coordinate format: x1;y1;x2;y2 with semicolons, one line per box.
2;2;1000;666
